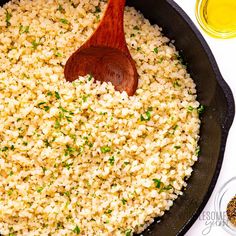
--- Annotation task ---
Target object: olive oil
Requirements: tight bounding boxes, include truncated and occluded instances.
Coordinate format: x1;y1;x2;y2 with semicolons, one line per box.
195;0;236;38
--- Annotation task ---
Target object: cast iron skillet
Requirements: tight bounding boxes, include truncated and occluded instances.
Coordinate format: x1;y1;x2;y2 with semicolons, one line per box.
0;0;235;235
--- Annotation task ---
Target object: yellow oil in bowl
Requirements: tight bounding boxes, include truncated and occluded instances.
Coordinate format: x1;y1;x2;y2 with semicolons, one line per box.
195;0;236;39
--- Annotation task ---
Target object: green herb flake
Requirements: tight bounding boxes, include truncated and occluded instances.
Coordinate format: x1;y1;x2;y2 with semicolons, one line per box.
44;139;50;147
55;91;61;99
37;187;44;193
173;80;181;88
197;104;205;115
133;25;140;30
19;24;30;34
73;225;80;234
125;229;132;236
55;119;61;129
95;6;101;13
44;106;50;111
153;47;158;54
60;18;69;24
31;40;41;49
162;185;173;191
159;57;164;63
58;4;65;13
66;116;72;123
7;189;13;196
9;233;16;236
108;156;115;166
47;91;53;96
173;125;178;131
55;52;62;57
9;171;14;176
174;145;181;149
65;145;75;156
88;74;93;81
101;146;111;153
122;198;127;205
153;178;162;188
64;162;73;170
42;167;47;173
137;47;141;51
5;10;12;28
38;102;46;106
195;147;201;157
130;33;135;37
82;95;89;102
140;110;151;121
10;145;15;150
106;209;113;214
187;106;194;112
2;146;8;152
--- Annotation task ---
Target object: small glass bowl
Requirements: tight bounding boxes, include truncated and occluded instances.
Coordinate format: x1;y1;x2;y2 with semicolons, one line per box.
195;0;236;39
215;177;236;235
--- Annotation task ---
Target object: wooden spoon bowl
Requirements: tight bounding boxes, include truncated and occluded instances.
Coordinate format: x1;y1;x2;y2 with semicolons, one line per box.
64;0;138;96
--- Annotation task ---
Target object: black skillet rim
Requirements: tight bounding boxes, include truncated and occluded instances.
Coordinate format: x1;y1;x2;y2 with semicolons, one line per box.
163;0;235;235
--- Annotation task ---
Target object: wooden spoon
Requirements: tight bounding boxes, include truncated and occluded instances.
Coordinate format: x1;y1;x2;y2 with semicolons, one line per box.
64;0;138;96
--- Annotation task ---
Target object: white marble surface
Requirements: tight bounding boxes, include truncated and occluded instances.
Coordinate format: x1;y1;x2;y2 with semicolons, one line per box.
172;0;236;235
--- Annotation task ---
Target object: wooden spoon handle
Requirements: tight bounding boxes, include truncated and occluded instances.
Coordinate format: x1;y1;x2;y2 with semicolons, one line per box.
83;0;128;53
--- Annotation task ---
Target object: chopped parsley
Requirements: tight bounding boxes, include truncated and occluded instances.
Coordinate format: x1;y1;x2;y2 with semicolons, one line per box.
173;80;181;88
187;106;194;112
38;102;46;106
64;162;73;170
122;198;127;205
5;10;12;27
44;139;50;147
31;40;41;49
60;18;69;24
153;179;162;188
106;209;113;214
9;171;13;176
2;146;8;152
58;4;65;13
55;91;61;99
101;146;111;153
66;116;72;122
125;229;132;236
54;119;61;129
196;147;201;156
153;47;158;54
174;145;181;149
73;225;80;234
140;107;152;121
44;106;50;111
197;104;205;114
88;74;93;81
162;185;173;191
19;24;30;34
65;145;75;156
133;25;140;30
173;124;178;131
55;52;62;57
7;189;13;196
47;91;53;96
108;156;115;166
130;33;135;37
37;187;44;193
95;6;101;13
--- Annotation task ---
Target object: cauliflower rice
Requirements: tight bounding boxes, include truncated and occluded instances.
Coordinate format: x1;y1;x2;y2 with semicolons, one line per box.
0;0;201;235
